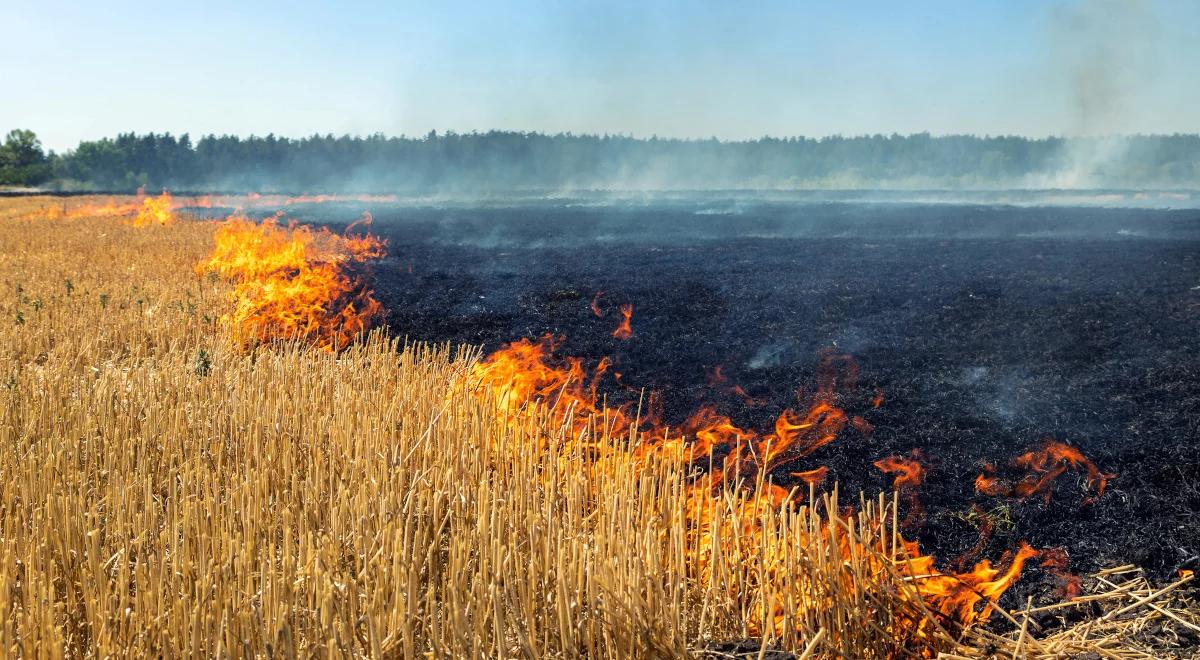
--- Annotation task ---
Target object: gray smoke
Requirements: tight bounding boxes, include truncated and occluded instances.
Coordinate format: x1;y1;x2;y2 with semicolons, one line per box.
1045;0;1163;187
1053;0;1160;133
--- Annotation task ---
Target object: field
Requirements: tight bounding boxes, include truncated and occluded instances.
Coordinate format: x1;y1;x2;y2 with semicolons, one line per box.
1;194;1198;657
350;198;1200;577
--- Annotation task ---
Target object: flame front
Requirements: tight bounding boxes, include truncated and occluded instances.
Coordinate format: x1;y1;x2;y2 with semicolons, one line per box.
199;213;386;350
469;334;1045;638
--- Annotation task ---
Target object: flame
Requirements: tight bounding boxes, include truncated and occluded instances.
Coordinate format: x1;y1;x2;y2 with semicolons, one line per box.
471;334;852;469
198;212;386;350
1039;547;1083;600
129;191;176;227
24;189;1049;640
706;366;768;406
790;465;829;486
29;192;403;224
27;190;186;225
976;438;1114;504
57;197;141;219
874;450;927;529
731;384;767;407
468;335;1039;636
902;542;1041;624
612;303;634;339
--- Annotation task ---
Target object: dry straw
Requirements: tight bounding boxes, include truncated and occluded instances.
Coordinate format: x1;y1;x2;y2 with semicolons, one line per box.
1;198;1195;658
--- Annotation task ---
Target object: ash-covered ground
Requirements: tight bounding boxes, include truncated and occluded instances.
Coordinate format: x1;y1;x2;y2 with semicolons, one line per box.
218;195;1200;586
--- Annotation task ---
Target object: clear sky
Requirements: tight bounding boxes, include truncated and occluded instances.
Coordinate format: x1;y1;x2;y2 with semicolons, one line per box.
2;0;1198;152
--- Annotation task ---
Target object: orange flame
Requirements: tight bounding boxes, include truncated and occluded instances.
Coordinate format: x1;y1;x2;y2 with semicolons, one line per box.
904;542;1041;624
27;190;191;225
612;303;634;339
790;465;829;487
469;335;1039;634
706;366;768;407
129;191;176;227
976;439;1114;504
198;212;386;350
874;450;927;529
731;384;767;407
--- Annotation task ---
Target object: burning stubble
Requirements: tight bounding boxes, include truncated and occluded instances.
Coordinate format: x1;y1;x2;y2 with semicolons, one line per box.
1;195;1193;658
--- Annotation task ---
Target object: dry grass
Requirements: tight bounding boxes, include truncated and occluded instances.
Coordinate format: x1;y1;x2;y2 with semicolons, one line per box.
955;568;1200;659
1;197;1195;658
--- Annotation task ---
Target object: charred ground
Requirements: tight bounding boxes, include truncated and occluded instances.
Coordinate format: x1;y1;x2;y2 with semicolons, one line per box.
215;198;1200;592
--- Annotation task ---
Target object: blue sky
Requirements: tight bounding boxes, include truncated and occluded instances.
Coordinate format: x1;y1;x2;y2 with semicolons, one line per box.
2;0;1198;152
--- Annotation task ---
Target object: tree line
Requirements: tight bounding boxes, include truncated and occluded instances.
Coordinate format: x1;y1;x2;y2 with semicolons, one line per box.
3;129;1199;191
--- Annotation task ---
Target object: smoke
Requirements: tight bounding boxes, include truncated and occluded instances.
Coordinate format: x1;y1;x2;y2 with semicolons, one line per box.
1053;0;1160;134
1046;0;1163;187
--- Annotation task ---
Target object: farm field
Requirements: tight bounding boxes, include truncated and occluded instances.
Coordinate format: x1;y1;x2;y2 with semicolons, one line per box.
341;197;1200;578
1;194;1198;657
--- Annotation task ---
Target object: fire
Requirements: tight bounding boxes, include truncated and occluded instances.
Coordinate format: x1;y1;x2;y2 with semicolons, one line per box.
130;191;176;227
706;366;768;406
469;334;1042;636
731;384;766;407
1039;547;1083;599
471;334;851;468
26;192;407;225
27;190;184;225
874;450;927;529
198;212;386;350
612;303;634;339
790;465;828;486
590;291;605;317
976;438;1114;504
902;542;1041;624
59;197;141;219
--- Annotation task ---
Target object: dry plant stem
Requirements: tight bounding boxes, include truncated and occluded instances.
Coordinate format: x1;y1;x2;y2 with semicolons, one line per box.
3;198;1197;659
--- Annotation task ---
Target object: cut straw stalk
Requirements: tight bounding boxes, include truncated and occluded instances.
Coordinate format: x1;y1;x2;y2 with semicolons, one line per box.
3;198;1197;659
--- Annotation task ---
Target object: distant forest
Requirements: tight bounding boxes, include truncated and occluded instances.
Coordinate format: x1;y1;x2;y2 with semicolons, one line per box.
3;129;1200;192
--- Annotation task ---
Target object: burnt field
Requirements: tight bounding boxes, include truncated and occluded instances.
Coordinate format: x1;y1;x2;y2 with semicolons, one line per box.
249;197;1200;582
